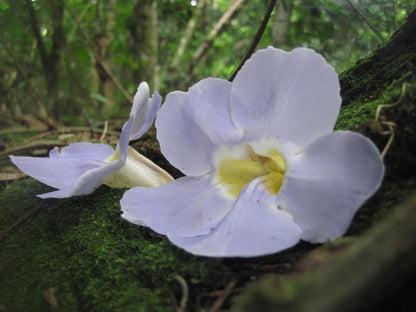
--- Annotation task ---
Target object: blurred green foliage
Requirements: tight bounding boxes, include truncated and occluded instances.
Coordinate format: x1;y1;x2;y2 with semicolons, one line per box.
0;0;414;124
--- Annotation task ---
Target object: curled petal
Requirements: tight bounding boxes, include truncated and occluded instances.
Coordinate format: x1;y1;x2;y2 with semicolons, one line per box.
63;118;139;198
280;130;384;242
121;175;233;237
169;178;302;257
156;78;242;176
231;47;341;149
128;82;162;141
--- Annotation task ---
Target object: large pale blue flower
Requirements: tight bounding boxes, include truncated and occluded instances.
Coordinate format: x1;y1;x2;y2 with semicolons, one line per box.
121;47;384;257
10;82;172;198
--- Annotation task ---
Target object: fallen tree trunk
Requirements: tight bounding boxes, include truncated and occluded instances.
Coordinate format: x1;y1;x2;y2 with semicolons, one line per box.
233;190;416;312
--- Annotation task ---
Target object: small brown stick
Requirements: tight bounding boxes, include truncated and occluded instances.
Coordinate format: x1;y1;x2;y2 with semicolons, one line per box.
171;275;189;312
347;0;384;42
16;130;58;146
99;121;109;142
208;277;239;312
374;82;407;158
229;0;277;81
0;142;67;158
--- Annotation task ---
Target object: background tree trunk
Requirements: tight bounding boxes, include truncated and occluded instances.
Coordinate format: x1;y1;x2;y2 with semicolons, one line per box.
129;0;158;91
95;0;117;112
271;0;293;47
26;0;66;119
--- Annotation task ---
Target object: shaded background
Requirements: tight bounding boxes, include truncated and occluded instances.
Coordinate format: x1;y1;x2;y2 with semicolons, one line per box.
0;0;414;125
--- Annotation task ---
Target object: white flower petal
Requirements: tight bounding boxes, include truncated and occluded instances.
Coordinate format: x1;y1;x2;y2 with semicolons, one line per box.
156;78;242;176
39;159;122;199
168;178;302;257
231;47;341;149
62;119;138;198
38;185;76;199
9;155;104;189
67;157;124;198
128;82;162;141
279;131;384;242
49;142;114;160
10;82;160;199
120;175;233;237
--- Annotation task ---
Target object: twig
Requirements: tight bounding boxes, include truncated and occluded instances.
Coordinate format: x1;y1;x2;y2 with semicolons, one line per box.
229;0;277;81
0;125;122;158
347;0;384;42
17;130;59;145
0;142;67;158
374;82;407;158
188;0;246;77
99;121;109;142
171;275;189;312
208;277;239;312
171;0;207;68
66;7;133;104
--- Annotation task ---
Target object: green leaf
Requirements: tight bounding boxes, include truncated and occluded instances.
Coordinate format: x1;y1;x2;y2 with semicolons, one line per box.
90;93;111;104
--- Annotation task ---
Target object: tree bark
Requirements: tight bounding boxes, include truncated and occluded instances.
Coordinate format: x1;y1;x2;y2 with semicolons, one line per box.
95;0;117;112
129;0;158;90
233;190;416;312
340;9;416;107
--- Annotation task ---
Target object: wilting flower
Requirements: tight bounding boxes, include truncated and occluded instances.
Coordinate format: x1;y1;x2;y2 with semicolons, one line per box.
10;82;173;199
121;47;384;257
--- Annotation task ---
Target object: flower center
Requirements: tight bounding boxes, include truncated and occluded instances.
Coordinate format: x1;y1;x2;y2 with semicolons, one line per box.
217;144;286;198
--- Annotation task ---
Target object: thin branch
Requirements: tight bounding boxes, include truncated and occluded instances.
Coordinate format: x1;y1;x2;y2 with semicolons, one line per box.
0;126;121;158
374;82;407;158
66;7;133;103
0;142;67;158
171;275;189;312
347;0;385;42
208;277;239;312
171;0;207;68
229;0;277;81
188;0;247;76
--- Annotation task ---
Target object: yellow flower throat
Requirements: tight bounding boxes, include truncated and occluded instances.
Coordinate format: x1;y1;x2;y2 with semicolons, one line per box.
217;145;286;198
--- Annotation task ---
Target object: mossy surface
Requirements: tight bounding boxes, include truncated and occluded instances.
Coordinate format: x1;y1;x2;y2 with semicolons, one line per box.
0;180;232;312
335;73;416;235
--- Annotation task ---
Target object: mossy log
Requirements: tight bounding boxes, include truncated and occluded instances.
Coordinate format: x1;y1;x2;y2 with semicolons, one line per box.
340;9;416;107
233;190;416;312
233;9;416;312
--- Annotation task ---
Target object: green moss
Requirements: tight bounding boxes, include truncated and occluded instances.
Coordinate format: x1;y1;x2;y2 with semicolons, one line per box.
0;179;232;312
335;74;416;236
